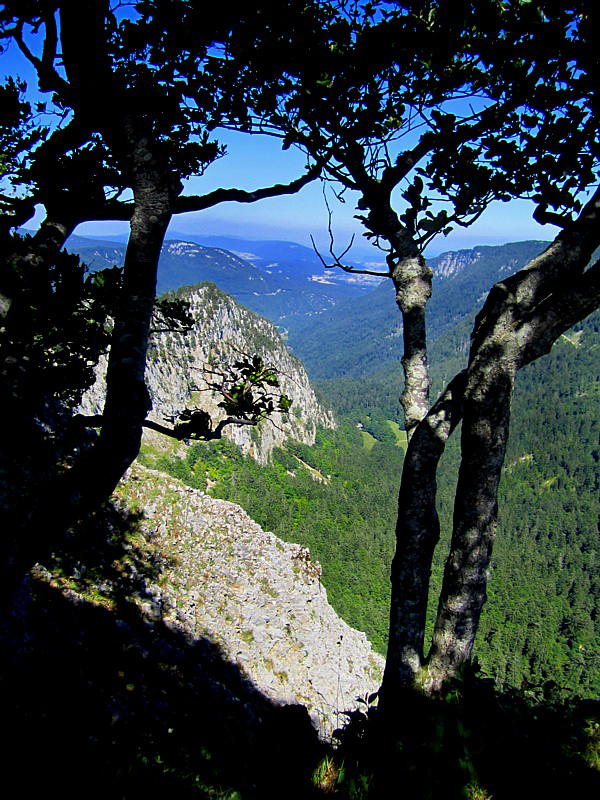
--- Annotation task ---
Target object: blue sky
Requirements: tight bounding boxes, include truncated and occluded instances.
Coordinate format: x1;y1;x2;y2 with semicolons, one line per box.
74;128;560;259
2;32;560;258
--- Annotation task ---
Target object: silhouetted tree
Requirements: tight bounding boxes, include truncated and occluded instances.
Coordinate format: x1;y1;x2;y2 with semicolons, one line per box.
0;0;320;601
230;0;600;702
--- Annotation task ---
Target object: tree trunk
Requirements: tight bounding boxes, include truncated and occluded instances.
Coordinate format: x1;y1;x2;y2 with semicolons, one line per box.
89;160;173;500
379;373;465;709
2;165;173;609
392;257;432;440
425;359;513;691
363;195;432;438
422;195;600;691
380;191;600;706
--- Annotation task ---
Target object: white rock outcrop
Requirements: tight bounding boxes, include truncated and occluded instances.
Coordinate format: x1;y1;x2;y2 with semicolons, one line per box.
116;464;384;739
81;283;334;464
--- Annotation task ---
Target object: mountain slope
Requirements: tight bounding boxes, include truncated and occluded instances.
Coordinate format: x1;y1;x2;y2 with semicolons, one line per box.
168;232;382;291
112;462;384;737
288;240;550;379
67;234;371;328
81;282;333;464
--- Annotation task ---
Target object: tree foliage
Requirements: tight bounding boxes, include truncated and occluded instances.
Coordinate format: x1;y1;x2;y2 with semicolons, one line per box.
0;0;320;601
226;0;600;700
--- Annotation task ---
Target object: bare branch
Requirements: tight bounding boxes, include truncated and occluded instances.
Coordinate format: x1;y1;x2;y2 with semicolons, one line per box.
309;188;390;277
310;234;389;277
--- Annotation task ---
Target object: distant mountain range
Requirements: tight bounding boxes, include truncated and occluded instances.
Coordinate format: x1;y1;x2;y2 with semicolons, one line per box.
287;240;551;379
66;234;552;365
65;232;383;329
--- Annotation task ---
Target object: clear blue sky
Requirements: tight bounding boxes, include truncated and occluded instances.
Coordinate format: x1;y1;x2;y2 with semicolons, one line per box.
2;32;560;258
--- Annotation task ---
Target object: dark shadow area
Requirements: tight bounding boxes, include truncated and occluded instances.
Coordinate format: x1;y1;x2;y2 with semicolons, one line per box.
2;499;598;799
0;501;325;799
329;673;600;799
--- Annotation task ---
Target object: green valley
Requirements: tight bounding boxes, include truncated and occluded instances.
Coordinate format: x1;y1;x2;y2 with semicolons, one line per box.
141;304;599;695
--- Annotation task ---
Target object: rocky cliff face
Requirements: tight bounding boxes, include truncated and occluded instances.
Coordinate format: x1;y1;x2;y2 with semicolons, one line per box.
77;282;381;739
82;282;334;464
430;240;550;281
113;464;384;738
431;248;482;279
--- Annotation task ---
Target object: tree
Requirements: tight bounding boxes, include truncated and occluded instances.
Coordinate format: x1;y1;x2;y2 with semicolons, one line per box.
230;0;600;703
0;0;321;602
3;0;598;715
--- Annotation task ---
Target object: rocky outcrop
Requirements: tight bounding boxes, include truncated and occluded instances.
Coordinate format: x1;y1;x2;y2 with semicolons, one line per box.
430;240;550;281
114;464;384;739
81;282;334;464
431;248;482;279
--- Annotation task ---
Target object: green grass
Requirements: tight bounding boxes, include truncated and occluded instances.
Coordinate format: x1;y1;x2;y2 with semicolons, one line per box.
361;430;377;450
386;420;408;451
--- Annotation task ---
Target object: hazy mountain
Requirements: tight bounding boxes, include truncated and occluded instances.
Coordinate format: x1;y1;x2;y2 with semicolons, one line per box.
66;233;377;328
288;240;551;379
166;232;384;292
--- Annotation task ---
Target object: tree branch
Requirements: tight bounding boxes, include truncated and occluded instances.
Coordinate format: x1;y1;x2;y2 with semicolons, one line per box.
310;234;389;277
309;188;390;277
174;164;321;213
532;204;574;228
75;413;257;442
471;185;600;352
13;16;71;98
518;258;600;369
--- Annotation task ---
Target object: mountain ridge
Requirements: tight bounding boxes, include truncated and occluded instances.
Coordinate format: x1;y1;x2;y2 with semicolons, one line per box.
287;240;552;379
81;281;334;464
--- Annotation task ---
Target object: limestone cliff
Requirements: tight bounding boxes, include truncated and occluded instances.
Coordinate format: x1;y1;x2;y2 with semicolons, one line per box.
81;282;334;464
431;248;482;279
430;240;550;281
113;464;384;738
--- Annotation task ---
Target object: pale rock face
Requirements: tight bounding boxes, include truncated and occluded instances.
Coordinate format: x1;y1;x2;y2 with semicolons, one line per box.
432;249;482;280
80;284;380;738
81;283;334;464
116;464;384;739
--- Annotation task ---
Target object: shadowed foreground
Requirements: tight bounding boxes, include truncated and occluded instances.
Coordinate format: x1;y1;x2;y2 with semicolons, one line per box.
1;574;325;799
2;501;598;799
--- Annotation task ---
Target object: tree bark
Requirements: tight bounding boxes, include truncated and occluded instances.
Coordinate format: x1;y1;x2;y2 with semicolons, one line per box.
425;358;513;691
379;188;600;705
379;372;465;708
363;194;432;439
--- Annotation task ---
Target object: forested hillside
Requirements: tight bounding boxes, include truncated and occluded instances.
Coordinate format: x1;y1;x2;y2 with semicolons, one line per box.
63;226;600;696
145;295;600;696
72;233;600;695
